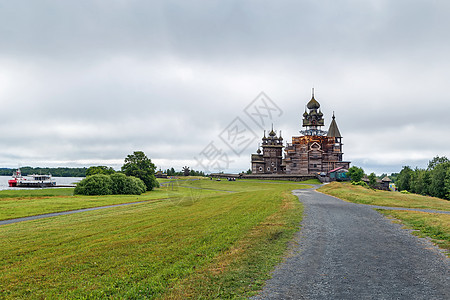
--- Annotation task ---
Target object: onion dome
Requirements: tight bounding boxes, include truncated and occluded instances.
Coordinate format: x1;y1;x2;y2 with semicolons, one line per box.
256;148;261;154
303;110;308;118
318;109;323;117
307;96;320;110
269;129;276;137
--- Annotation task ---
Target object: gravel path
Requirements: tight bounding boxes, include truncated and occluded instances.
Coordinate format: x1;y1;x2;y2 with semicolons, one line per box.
253;187;449;299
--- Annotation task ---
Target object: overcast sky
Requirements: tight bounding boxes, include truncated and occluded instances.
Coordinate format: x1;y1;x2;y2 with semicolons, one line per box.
1;0;449;175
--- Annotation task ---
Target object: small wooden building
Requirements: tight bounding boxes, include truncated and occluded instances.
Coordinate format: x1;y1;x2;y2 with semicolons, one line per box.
328;166;349;181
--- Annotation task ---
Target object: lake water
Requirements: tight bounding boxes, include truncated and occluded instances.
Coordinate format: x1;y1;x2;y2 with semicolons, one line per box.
0;176;83;191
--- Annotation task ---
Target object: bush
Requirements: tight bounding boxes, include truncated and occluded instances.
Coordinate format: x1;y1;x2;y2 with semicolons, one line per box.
131;176;147;194
351;181;369;188
110;173;146;195
74;174;113;195
75;173;147;196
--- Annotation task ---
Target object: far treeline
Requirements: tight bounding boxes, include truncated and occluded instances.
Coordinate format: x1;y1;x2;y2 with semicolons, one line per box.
348;156;450;201
395;156;450;200
0;167;87;177
0;165;206;178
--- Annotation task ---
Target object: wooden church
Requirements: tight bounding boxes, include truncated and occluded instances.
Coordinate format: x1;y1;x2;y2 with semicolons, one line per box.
251;90;351;175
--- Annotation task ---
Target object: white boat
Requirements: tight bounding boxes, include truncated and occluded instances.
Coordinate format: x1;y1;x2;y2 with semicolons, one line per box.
8;169;56;188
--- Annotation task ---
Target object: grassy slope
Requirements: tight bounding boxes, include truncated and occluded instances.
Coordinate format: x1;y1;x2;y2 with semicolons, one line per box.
319;182;450;211
0;186;222;221
319;182;450;255
0;180;308;299
0;188;74;198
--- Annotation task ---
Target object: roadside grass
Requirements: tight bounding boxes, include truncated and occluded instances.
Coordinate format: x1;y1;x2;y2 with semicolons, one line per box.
0;186;221;221
318;182;450;211
378;210;450;255
165;189;303;298
157;176;208;183
0;181;307;299
180;178;314;192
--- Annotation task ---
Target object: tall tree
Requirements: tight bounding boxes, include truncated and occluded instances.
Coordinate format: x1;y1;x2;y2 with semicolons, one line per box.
368;173;377;188
86;166;116;176
445;168;450;200
427;156;449;170
397;166;413;192
347;166;364;182
121;151;159;191
430;162;450;199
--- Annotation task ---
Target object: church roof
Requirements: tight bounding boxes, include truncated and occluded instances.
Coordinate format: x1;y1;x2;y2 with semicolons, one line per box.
307;96;320;110
327;113;342;138
269;129;276;137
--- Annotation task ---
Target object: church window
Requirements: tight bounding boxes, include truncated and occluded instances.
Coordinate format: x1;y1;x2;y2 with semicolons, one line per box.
259;167;263;171
267;167;270;171
271;162;275;167
274;167;277;171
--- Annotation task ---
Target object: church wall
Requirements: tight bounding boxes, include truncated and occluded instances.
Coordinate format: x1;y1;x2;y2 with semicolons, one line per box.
284;135;347;175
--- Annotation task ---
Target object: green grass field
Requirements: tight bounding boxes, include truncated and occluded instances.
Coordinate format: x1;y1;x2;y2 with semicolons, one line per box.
319;182;450;255
0;179;309;299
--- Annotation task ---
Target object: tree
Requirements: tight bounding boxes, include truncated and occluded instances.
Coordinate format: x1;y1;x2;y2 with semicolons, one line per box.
86;166;116;176
389;172;399;183
429;162;450;199
397;166;413;192
427;156;449;170
445;168;450;200
368;172;377;188
347;166;364;182
121;151;159;191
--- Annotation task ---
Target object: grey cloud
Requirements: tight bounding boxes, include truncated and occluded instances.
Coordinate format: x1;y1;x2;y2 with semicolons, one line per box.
0;0;449;174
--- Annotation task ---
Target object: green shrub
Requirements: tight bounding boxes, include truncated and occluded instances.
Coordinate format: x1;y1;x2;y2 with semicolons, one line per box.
131;176;147;194
75;173;147;196
74;174;113;195
351;181;369;188
110;173;146;195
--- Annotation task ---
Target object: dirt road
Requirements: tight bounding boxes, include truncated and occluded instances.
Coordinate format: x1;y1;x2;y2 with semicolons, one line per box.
253;187;449;299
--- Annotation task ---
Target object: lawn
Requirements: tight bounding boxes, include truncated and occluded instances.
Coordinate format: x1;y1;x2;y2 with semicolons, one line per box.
318;182;450;211
0;180;309;299
0;184;223;221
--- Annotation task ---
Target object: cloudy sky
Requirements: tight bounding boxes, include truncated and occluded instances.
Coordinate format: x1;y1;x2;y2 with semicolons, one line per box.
0;0;449;175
